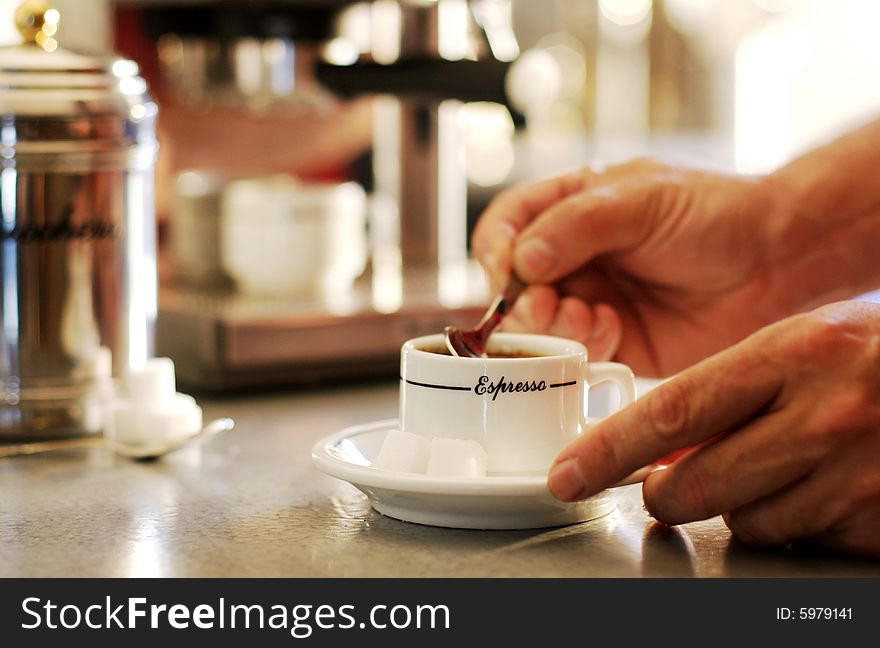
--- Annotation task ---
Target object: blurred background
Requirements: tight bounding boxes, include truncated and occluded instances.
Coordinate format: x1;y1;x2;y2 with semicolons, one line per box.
3;0;879;391
5;1;879;177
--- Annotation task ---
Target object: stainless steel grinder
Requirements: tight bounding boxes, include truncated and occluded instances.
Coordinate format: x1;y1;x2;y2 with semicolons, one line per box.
0;1;158;441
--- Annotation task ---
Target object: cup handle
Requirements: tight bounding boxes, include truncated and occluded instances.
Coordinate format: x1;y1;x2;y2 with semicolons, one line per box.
583;361;637;418
580;362;659;487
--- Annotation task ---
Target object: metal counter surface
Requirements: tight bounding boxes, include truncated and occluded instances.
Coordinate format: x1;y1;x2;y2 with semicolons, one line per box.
2;382;878;577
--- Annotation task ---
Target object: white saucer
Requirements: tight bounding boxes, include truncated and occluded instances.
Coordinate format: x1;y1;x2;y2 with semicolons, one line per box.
313;419;645;530
312;378;667;530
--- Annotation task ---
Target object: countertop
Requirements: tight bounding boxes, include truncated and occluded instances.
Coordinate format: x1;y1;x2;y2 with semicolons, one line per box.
2;382;878;578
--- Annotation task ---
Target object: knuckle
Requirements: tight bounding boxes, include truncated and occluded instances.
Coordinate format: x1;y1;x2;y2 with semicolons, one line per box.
783;310;864;362
587;423;620;471
829;389;873;433
796;419;835;455
809;317;855;352
645;180;683;220
776;315;829;362
805;389;874;447
646;379;694;442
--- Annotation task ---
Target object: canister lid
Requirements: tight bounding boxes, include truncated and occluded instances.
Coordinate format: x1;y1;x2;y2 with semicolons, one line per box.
0;1;157;169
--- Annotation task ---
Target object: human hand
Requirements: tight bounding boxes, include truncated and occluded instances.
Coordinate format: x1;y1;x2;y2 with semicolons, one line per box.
547;301;880;556
472;160;804;376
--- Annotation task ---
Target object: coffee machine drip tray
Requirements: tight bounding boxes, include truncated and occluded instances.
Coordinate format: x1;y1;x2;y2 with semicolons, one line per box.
156;264;489;393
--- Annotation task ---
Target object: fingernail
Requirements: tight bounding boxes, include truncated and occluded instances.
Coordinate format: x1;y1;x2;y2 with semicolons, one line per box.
589;306;610;341
515;238;555;279
547;458;587;501
506;290;527;321
551;308;574;338
589;317;608;342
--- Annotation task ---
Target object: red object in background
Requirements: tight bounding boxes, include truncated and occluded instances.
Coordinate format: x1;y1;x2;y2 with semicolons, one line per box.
113;6;164;99
109;5;362;186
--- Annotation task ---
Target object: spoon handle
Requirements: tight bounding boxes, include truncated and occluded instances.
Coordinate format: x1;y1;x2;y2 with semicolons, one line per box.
0;437;105;458
476;273;527;343
499;273;527;314
0;418;235;459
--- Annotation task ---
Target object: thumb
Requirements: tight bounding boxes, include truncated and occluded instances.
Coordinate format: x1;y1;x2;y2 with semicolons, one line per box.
513;183;655;283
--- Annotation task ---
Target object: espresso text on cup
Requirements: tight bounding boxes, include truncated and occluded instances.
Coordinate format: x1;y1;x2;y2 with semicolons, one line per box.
474;376;547;401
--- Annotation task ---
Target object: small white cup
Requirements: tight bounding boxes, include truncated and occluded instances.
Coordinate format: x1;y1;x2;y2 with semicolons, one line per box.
220;175;367;296
400;332;636;474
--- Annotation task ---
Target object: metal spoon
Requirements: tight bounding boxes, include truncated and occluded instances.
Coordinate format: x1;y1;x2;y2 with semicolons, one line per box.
444;273;527;357
0;417;235;461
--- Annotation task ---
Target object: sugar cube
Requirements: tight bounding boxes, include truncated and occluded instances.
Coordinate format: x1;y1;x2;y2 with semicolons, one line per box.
103;401;144;445
174;394;203;439
426;437;488;478
103;393;203;448
125;358;176;408
374;429;430;474
142;394;204;446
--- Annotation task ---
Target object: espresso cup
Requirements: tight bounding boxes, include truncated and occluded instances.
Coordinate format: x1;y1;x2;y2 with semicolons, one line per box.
400;332;636;474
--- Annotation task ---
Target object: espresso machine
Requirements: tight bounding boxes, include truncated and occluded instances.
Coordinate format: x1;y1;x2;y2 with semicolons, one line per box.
115;0;531;391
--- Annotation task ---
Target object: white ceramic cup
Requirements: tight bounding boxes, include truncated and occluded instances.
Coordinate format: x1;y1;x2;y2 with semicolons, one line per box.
400;332;636;474
221;176;367;296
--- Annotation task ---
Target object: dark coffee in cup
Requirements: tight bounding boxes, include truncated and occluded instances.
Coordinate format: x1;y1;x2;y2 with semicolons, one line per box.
418;344;546;359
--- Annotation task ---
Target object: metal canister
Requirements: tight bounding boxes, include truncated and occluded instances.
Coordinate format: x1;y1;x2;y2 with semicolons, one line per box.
0;1;158;441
